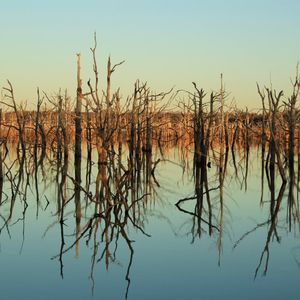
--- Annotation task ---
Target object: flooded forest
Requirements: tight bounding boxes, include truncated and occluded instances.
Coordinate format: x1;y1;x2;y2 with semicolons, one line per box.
1;39;300;299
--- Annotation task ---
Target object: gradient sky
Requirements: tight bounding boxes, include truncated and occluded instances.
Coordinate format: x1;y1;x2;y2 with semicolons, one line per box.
1;0;300;109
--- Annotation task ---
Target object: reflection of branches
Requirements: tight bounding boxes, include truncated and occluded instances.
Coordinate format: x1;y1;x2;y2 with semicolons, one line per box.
233;220;270;249
56;148;68;278
51;206;140;299
18;196;28;255
0;214;11;238
125;245;134;299
291;246;300;269
89;221;99;295
234;163;288;278
0;157;25;234
175;185;220;207
254;182;286;278
175;180;221;239
176;203;219;232
51;144;156;298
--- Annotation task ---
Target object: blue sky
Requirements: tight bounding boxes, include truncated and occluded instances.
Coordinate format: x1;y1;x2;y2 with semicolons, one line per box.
0;0;299;109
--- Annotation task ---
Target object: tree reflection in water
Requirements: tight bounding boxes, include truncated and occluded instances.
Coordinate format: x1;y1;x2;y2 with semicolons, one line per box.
0;136;300;298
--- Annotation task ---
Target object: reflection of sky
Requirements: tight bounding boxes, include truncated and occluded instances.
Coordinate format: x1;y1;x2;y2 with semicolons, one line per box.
0;146;299;299
1;0;300;109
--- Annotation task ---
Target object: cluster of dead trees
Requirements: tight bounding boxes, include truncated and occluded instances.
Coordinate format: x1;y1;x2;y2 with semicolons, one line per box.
0;35;179;299
1;35;300;293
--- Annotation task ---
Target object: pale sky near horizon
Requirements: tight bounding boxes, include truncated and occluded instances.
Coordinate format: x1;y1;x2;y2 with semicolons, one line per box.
0;0;299;110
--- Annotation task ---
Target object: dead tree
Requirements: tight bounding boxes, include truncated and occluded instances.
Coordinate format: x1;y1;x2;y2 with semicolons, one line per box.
2;80;26;163
87;34;124;166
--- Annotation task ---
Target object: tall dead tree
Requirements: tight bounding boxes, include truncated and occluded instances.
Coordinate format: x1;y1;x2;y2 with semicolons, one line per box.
2;80;26;162
283;70;300;229
75;53;83;166
257;84;267;204
74;53;83;246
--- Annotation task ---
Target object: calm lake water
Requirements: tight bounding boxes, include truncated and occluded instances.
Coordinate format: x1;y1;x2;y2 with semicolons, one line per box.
0;145;299;300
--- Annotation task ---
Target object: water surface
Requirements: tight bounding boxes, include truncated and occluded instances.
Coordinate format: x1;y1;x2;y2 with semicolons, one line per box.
0;145;299;300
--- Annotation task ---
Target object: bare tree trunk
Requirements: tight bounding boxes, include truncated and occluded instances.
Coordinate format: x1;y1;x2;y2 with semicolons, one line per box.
34;88;43;217
75;53;82;170
74;53;82;253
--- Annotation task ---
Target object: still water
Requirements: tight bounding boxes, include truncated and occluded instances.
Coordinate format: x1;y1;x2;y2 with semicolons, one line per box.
0;145;299;300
